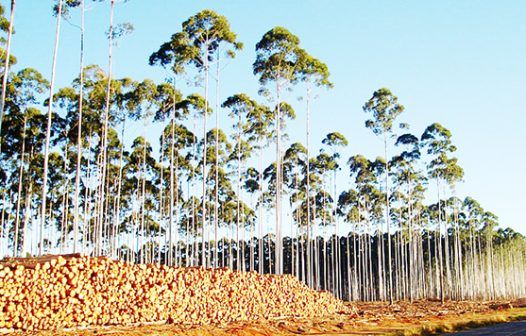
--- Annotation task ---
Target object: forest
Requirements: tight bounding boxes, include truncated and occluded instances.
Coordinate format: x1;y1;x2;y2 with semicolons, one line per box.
0;0;525;305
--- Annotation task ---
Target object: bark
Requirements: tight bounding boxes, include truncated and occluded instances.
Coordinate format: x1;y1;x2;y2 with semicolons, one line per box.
0;0;16;137
40;0;63;255
73;0;85;253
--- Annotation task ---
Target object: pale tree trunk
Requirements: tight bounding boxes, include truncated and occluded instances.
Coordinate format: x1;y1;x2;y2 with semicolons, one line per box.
250;194;255;272
0;0;15;138
113;120;125;259
168;102;176;266
0;201;4;257
275;78;283;275
489;232;496;299
200;40;210;268
97;0;115;257
174;154;181;266
60;146;69;252
455;207;464;299
258;147;264;274
377;222;383;300
347;228;352;300
236;112;241;270
191;116;197;266
443;187;452;298
13;116;26;256
305;86;312;285
214;57;220;268
158;132;164;264
73;0;85;253
1;194;6;257
367;221;374;300
383;134;393;304
40;0;63;255
313;200;319;289
82;136;93;255
22;183;32;256
407;179;413;302
436;179;445;303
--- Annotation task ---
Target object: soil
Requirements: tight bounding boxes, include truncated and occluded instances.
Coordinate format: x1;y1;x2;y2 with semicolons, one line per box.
4;299;526;336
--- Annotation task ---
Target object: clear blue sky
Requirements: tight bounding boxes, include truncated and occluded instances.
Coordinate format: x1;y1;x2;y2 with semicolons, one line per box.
8;0;526;234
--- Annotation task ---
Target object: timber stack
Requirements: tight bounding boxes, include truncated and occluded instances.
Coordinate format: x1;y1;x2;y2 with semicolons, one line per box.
0;254;349;331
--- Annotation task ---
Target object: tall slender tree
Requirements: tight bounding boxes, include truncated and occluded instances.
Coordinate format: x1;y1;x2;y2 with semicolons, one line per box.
297;52;332;284
40;0;64;256
363;88;405;303
253;26;312;274
421;122;464;302
151;10;240;267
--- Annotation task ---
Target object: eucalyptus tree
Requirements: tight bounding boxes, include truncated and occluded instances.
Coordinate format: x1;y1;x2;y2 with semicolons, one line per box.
391;132;424;301
0;0;16;138
58;0;86;253
462;196;484;298
346;154;386;300
52;66;103;252
337;189;360;300
282;142;308;279
482;210;498;299
296;53;332;280
310;151;338;291
175;93;209;264
242;100;273;274
150;10;240;267
253;26;314;274
89;75;137;255
149;30;190;263
445;195;465;300
124;136;158;263
363;87;405;304
40;0;64;255
421;122;464;302
321;132;348;298
1;68;48;255
223;94;259;270
159;120;193;264
201;127;232;268
152;82;184;265
209;26;242;262
260;101;296;274
97;0;133;257
119;79;161;259
243;166;261;271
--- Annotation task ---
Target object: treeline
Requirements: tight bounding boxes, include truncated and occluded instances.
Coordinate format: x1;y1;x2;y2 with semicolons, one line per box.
0;1;525;303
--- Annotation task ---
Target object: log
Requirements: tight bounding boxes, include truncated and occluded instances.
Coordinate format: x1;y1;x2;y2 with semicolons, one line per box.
0;254;352;331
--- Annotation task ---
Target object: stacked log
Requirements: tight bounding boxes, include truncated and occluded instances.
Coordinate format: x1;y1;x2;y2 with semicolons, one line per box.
0;255;349;331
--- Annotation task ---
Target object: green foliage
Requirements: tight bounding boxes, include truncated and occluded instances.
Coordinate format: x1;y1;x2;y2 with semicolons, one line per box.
150;9;242;74
363;88;405;136
253;26;304;86
0;3;10;33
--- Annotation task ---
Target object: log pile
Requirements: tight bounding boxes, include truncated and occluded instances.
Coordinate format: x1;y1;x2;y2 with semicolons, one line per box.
0;254;349;331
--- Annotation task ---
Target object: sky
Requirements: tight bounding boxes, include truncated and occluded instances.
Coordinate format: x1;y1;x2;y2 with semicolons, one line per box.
7;0;526;234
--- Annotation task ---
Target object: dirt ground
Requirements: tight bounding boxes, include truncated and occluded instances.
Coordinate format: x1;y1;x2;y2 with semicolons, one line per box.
4;299;526;336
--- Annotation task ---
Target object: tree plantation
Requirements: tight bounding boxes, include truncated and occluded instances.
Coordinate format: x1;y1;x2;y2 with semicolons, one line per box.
1;1;525;308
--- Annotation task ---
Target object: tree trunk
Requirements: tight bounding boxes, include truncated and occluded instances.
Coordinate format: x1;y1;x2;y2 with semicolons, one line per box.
13;116;26;256
72;0;85;254
40;0;63;256
0;0;16;138
200;41;210;268
383;134;393;304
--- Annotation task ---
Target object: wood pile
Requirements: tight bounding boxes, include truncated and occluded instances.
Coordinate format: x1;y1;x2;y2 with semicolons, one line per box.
0;254;349;331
